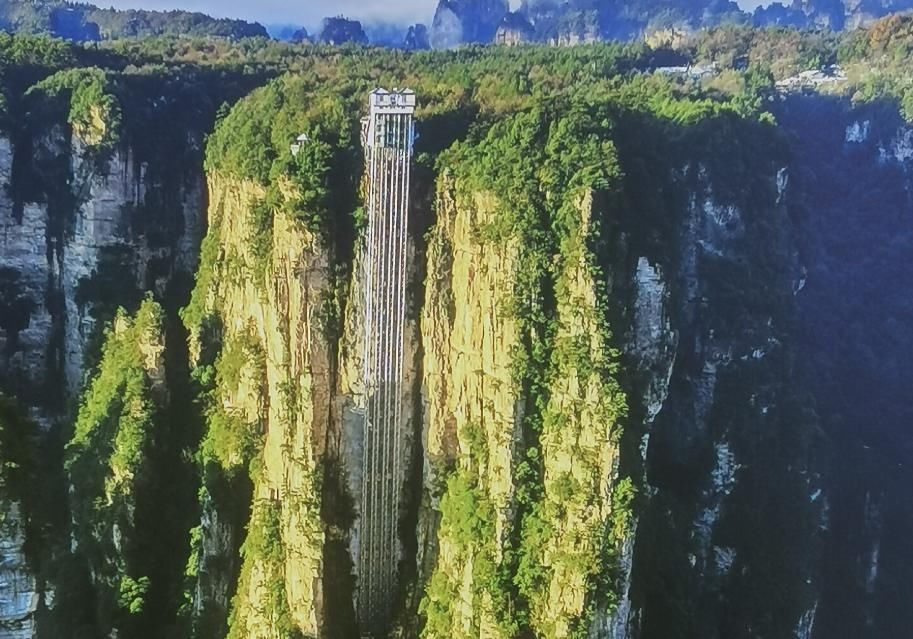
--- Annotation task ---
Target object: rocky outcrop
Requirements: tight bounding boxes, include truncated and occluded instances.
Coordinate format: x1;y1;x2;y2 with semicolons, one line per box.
0;92;205;637
65;300;170;636
186;174;333;638
319;17;368;45
0;129;203;416
494;12;535;45
0;503;38;639
430;0;510;48
404;24;431;50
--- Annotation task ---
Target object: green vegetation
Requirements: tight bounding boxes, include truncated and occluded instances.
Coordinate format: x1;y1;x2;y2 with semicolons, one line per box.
519;170;630;639
226;500;297;639
689;25;837;77
420;101;639;638
680;16;913;122
205;75;361;243
0;0;267;41
420;470;506;638
65;299;168;636
0;32;75;122
181;208;225;340
1;17;911;639
199;328;265;474
29;67;121;151
178;310;265;635
838;14;913;120
56;296;201;639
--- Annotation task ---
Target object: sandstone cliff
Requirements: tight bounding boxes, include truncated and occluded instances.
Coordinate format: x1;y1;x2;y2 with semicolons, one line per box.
3;40;908;639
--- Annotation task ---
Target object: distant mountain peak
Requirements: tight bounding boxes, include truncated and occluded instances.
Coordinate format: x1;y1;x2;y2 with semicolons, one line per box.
427;0;913;48
430;0;510;49
0;0;268;41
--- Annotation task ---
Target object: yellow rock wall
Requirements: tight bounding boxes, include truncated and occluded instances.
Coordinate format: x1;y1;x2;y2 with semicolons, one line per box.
419;184;628;639
191;171;629;639
526;193;627;638
423;182;522;543
420;178;523;639
190;173;332;638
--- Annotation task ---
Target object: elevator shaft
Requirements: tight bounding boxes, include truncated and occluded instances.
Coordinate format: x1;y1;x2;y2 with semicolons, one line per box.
358;88;415;637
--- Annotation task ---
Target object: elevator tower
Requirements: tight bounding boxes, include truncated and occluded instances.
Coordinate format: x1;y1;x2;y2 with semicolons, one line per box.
357;88;415;637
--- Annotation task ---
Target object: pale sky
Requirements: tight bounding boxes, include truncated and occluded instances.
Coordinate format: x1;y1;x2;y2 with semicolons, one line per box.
93;0;773;30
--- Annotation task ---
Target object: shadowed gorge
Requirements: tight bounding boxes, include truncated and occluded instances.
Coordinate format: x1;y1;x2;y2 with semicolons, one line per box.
777;94;913;639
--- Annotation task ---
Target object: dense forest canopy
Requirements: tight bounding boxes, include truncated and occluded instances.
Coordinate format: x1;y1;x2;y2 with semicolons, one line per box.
0;0;268;41
2;14;913;134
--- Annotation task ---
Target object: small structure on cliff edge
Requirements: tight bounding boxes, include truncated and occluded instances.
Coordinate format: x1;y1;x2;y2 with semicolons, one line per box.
357;88;415;639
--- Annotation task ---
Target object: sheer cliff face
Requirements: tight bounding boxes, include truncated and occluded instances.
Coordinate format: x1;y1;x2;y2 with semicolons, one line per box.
430;0;510;48
1;50;909;639
0;119;204;635
185;174;332;638
624;163;820;639
778;95;913;639
0;126;204;419
173;80;829;639
421;184;629;638
428;0;913;46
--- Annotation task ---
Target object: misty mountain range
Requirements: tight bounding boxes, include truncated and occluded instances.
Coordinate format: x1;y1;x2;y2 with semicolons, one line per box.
3;0;913;46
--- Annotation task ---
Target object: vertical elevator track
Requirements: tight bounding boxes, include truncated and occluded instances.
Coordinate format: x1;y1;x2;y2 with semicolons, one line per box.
357;88;415;638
